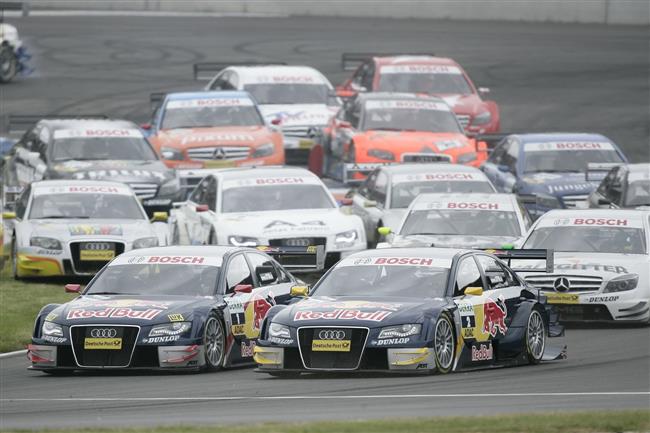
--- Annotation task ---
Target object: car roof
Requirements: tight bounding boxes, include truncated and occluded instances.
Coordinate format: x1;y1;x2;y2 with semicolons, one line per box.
410;192;516;210
382;163;486;175
37;119;138;131
228;65;330;85
356;92;445;103
539;208;650;220
510;133;613;145
165;91;252;101
343;246;468;263
374;56;460;67
120;245;241;258
214;166;320;181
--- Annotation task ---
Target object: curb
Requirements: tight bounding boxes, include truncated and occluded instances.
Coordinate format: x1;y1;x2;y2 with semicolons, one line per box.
0;349;27;359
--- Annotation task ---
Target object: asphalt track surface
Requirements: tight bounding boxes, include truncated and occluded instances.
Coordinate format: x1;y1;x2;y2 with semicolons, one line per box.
1;14;649;430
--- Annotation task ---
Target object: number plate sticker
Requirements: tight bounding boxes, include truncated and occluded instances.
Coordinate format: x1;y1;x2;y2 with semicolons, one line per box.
311;340;351;352
84;338;122;350
298;139;314;149
79;242;115;261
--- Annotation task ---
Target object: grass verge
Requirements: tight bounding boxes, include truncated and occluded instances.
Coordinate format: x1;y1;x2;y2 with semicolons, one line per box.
2;410;648;433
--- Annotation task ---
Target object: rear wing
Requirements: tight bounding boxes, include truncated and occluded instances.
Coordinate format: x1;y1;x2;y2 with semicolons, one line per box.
585;162;622;182
6;114;108;136
150;92;166;113
341;52;436;71
256;245;325;273
193;61;287;80
485;248;554;274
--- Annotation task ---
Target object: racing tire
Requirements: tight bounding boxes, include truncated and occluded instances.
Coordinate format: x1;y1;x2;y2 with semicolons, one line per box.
525;308;546;365
0;45;17;83
203;313;226;371
267;371;301;378
433;314;455;374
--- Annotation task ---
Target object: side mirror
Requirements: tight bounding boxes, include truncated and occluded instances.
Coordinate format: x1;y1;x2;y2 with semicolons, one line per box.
151;211;168;223
140;123;152;131
338;198;353;206
377;226;392;236
234;284;253;295
65;284;81;293
497;164;511;173
336;87;356;99
338;120;352;129
478;87;490;95
464;286;483;296
271;118;282;126
2;211;16;220
196;204;209;212
363;200;377;208
290;285;309;297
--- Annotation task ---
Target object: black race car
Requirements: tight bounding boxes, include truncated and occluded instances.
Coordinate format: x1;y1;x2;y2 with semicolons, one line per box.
254;247;566;376
28;245;322;373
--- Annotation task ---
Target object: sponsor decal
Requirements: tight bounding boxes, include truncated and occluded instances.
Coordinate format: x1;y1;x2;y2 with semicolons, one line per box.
414;198;513;212
166;98;253;110
180;133;255;145
416;363;429;369
471;342;493;362
294;309;392;322
365;100;450;111
231;324;245;335
73;299;173;310
374;337;411;346
43;336;67;344
254;74;316;84
263;219;326;230
457;300;477;339
524;141;615;152
69;225;122;236
142;335;181;344
269;337;294;345
168;314;184;322
375;257;435;266
301;300;402;312
45;313;57;321
546;183;592;194
66;308;163;320
545;293;579;304
380;65;462;75
53;129;143;139
268;110;328;123
518;261;629;275
222;176;321;190
585;295;620;303
256;177;304;185
241;340;256;358
35;185;130;196
434;140;464;151
483;297;508;337
72;169;166;181
339;256;451;269
109;255;222;267
35;249;62;255
84;338;122;350
229;293;275;340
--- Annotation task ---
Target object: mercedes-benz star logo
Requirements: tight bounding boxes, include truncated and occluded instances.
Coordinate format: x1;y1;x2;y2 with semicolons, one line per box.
90;328;118;338
553;277;571;292
318;330;346;340
212;147;227;160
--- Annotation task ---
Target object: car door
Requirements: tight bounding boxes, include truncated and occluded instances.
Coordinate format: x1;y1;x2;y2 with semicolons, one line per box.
499;139;519;193
481;140;506;191
180;177;213;244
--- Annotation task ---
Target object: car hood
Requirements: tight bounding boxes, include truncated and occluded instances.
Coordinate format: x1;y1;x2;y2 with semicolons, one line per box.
272;296;449;327
356;131;471;153
50;160;173;184
519;172;600;196
438;93;486;115
27;219;155;240
152;126;274;149
258;104;334;127
390;234;521;249
49;294;213;326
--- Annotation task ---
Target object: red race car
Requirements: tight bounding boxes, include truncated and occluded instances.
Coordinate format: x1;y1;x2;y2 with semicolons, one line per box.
337;53;500;135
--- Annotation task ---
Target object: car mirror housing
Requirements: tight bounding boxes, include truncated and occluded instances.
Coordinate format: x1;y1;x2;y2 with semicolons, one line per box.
464;286;483;296
290;285;309;297
65;284;81;293
196;204;209;212
234;284;253;295
364;200;377;208
151;211;168;223
377;226;392;236
2;211;16;220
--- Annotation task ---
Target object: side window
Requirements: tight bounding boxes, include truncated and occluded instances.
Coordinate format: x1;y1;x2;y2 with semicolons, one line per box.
247;253;279;287
228;72;239;89
604;168;623;203
501;139;519;171
226;254;253;293
346;102;361;128
209;71;229;90
476;255;515;290
370;171;388;206
361;62;375;90
517;199;532;229
454;256;483;297
489;141;507;164
358;170;377;197
15;186;31;219
189;177;209;205
351;63;368;89
206;178;217;211
597;168;617;196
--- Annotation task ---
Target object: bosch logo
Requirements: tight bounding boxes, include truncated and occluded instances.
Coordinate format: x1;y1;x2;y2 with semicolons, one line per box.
553;277;571;292
318;330;346;340
90;328;118;338
212;147;227;160
83;242;112;250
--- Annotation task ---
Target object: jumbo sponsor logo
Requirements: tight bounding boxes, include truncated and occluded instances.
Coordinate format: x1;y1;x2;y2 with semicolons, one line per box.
69;225;122;236
147;256;205;264
483;297;508;337
180;134;255;145
519;262;629;274
303;300;402;312
366;100;449;111
54;129;143;139
447;202;499;210
525;141;615;152
72;169;166;181
270;75;315;83
294;309;392;322
374;257;434;266
381;65;462;75
471;342;493;362
74;299;173;310
166;98;253;110
574;218;628;226
40;185;127;196
543;217;641;229
256;177;305;185
111;255;222;268
66;308;163;320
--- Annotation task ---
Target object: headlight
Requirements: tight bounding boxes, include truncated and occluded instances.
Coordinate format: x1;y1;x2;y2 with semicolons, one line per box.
149;322;192;337
30;237;62;250
42;321;63;337
367;149;395;161
378;324;421;339
604;274;638;293
158;177;181;196
160;146;184;161
457;152;477;164
472;111;492;125
251;142;274;158
335;229;358;248
536;193;562;209
268;323;291;339
133;237;159;249
228;235;261;247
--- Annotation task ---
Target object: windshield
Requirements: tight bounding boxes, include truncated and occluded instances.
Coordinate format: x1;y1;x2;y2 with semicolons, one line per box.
161;105;263;129
87;263;220;297
29;193;145;220
244;83;329;105
377;72;472;95
524;150;623;173
401;209;521;237
222;185;334;212
362;104;461;133
524;226;646;254
391;181;494;209
51;137;158;162
313;264;449;298
625;180;650;207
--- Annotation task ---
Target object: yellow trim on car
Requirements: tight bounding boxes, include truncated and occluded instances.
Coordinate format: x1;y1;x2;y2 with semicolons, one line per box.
390;348;431;366
16;254;63;277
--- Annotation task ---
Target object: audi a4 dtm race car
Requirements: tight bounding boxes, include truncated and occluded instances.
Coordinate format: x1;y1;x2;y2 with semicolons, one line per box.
171;166;365;270
481;133;628;220
28;245;321;373
254;247;565;376
197;63;340;163
5;180;168;279
2;117;182;215
587;163;650;209
520;209;650;324
336;53;500;135
377;193;530;250
346;163;496;247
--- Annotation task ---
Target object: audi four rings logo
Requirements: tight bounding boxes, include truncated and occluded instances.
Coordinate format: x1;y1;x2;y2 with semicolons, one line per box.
318;330;346;340
83;243;112;250
90;328;117;338
553;277;571;292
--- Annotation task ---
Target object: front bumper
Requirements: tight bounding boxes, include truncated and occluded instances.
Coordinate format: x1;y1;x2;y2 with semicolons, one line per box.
542;290;649;323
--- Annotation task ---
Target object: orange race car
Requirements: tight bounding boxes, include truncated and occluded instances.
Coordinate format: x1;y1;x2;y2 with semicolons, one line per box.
308;93;488;184
336;53;500;135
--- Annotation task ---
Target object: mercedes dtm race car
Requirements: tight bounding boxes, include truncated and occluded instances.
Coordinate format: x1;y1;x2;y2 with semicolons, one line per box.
587;163;650;209
377;193;530;250
5;180;168;279
347;163;496;246
2;117;182;215
171;167;365;270
481;133;628;220
197;62;340;163
254;247;565;375
520;209;650;323
310;93;488;183
336;53;500;134
27;245;320;373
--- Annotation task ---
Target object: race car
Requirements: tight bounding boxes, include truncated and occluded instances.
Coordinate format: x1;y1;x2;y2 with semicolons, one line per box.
336;53;500;134
254;247;565;375
377;193;531;250
171;166;366;270
346;163;497;247
310;93;488;183
2;117;182;215
144;91;285;196
197;62;340;163
0;12;33;83
481;133;628;220
519;209;650;324
5;180;169;279
587;163;650;209
27;245;318;373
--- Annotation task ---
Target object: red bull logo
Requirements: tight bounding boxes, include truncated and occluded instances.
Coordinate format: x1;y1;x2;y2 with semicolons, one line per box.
252;295;274;331
483;297;507;337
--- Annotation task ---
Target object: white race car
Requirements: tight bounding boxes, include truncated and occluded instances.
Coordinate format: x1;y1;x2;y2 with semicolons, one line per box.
378;193;530;249
347;163;497;246
6;180;169;278
520;209;650;323
171;167;365;270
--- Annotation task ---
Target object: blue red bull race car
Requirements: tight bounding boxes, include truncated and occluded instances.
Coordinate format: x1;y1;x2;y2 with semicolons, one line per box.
254;247;566;376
